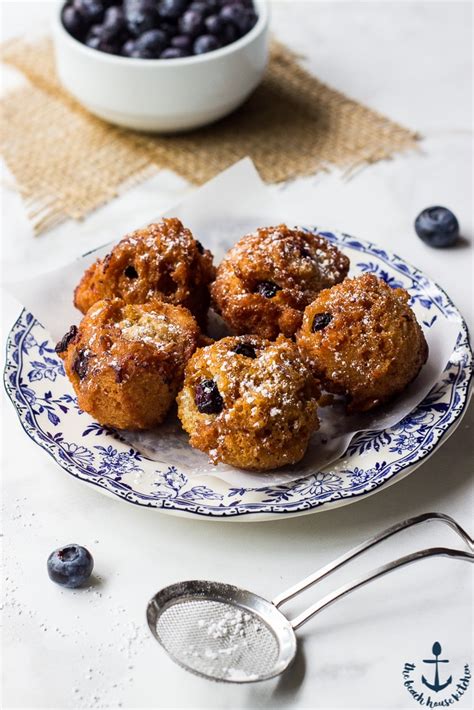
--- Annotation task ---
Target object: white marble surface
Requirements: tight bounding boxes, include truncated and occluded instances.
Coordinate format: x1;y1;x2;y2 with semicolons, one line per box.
1;1;473;709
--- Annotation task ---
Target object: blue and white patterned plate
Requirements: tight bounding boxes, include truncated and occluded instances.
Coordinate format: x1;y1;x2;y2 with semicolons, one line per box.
4;231;472;520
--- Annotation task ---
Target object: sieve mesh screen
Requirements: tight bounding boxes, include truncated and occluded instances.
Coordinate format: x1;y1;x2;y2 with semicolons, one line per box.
155;597;280;681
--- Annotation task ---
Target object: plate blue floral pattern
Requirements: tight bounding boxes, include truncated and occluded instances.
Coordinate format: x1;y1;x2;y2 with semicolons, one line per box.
4;231;472;519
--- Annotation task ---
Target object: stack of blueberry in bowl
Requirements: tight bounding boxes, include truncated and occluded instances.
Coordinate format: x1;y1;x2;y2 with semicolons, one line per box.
54;0;268;130
62;0;258;58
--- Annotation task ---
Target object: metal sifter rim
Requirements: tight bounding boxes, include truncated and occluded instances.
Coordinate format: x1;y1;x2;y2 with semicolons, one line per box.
147;580;297;683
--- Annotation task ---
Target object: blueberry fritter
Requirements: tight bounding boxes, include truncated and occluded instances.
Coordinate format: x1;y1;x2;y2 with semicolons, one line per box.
211;225;349;339
177;335;320;470
57;298;200;430
296;274;428;412
74;218;215;326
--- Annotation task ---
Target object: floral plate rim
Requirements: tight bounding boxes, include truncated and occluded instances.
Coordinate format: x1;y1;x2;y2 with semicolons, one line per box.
4;230;473;520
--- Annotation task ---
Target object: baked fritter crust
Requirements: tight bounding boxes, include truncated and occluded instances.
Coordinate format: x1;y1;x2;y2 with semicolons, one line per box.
74;218;215;325
177;335;320;471
296;274;429;412
211;225;350;339
57;299;200;430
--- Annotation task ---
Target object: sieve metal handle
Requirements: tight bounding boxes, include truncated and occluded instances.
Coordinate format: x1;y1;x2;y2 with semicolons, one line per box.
272;512;473;609
270;512;473;629
289;546;473;630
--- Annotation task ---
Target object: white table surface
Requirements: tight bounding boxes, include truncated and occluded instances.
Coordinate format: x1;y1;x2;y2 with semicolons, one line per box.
1;2;473;709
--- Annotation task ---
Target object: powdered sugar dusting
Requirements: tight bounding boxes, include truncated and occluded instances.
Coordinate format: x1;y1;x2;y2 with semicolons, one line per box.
120;312;182;347
225;224;349;294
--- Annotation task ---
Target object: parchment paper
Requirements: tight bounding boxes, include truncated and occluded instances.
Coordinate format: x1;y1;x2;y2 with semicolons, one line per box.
5;159;460;486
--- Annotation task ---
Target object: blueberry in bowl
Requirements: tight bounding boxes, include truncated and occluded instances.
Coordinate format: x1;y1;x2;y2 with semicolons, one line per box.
54;0;269;131
47;544;94;588
60;0;260;59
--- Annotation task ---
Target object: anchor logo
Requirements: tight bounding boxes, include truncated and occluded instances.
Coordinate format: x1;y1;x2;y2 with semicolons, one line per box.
421;642;453;693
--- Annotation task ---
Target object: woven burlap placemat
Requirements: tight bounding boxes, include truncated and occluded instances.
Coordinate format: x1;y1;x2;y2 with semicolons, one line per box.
1;37;419;235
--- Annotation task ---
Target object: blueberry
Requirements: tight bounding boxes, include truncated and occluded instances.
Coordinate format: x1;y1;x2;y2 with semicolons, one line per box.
129;48;151;57
86;26;120;52
195;239;205;253
204;13;224;33
189;0;219;10
124;264;139;278
245;10;257;31
219;3;244;25
221;0;254;5
73;0;105;24
157;0;188;19
104;5;124;26
194;33;220;53
55;325;78;354
220;3;254;34
135;28;167;56
86;34;102;49
232;342;256;358
415;206;460;248
179;10;205;36
47;545;94;588
195;379;224;414
159;20;178;38
62;5;87;39
102;6;126;38
160;47;190;58
73;349;90;379
189;1;211;15
124;0;158;36
171;34;192;50
88;22;103;37
300;245;312;259
105;44;121;54
96;39;121;54
312;312;332;332
122;38;137;55
256;281;281;298
219;21;238;44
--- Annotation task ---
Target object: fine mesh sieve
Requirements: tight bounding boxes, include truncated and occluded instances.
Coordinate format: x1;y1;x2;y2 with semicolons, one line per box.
147;581;296;682
147;513;474;683
156;600;278;680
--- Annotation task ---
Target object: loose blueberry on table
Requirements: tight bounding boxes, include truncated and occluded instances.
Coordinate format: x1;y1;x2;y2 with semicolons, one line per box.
414;206;460;248
62;0;258;58
47;545;94;588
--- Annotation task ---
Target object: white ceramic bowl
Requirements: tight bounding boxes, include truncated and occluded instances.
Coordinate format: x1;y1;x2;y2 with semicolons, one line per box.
52;1;269;133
